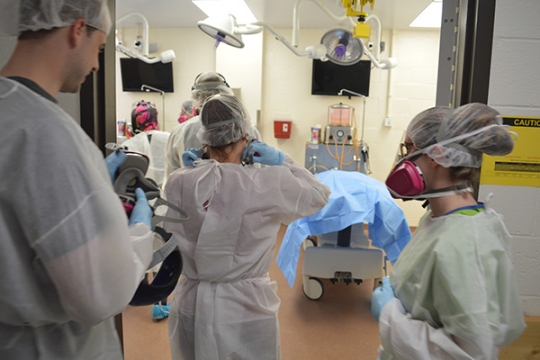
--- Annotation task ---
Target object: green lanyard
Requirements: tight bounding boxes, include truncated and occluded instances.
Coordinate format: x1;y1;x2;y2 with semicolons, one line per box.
445;204;485;216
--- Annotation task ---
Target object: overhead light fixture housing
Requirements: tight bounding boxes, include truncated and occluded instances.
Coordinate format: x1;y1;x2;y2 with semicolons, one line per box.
410;0;443;28
198;14;244;49
193;0;258;24
320;29;364;66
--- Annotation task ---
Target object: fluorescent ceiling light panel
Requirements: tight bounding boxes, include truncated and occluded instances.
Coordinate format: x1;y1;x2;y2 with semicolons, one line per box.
193;0;258;24
409;1;443;28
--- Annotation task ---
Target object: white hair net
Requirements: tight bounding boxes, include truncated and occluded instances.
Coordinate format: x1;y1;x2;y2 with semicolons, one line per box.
181;100;193;113
191;72;234;111
407;103;515;168
0;0;111;37
197;94;251;147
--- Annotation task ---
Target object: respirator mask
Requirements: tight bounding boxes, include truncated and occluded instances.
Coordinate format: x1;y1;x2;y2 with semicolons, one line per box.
106;144;190;306
386;150;472;200
385;153;426;198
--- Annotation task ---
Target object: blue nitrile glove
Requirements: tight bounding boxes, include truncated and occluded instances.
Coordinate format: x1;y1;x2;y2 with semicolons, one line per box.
182;148;204;167
371;277;396;321
105;149;127;183
129;188;153;228
243;140;283;166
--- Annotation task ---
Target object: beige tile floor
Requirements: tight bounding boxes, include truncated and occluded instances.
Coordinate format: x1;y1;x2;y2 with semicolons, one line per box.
120;225;540;359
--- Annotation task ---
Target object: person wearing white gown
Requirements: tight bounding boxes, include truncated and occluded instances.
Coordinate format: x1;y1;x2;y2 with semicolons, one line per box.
164;94;330;360
122;101;170;187
0;1;154;358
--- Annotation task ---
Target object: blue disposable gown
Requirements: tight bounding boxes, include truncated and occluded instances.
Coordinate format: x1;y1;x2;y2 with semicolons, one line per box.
379;205;526;360
164;154;330;360
0;78;153;359
277;170;411;287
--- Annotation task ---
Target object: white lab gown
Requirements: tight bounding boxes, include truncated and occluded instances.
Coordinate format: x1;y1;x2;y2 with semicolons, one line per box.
0;77;153;359
122;130;170;187
164;154;330;360
164;115;262;183
378;205;526;360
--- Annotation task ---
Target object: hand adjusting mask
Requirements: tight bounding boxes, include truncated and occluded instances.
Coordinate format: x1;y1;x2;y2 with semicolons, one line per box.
111;150;189;227
106;144;190;306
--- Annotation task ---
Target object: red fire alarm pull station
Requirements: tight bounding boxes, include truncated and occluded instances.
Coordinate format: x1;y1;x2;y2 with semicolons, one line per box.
274;120;292;139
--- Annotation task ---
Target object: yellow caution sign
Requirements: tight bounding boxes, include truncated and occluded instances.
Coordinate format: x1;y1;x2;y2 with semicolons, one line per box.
480;116;540;187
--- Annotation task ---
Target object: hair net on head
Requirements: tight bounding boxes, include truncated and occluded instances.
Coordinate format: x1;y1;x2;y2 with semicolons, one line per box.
191;72;234;112
408;103;514;168
0;0;111;37
197;94;251;147
132;102;159;133
181;100;193;114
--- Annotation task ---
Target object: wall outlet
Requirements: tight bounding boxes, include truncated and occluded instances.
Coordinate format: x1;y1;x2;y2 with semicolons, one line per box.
384;117;393;127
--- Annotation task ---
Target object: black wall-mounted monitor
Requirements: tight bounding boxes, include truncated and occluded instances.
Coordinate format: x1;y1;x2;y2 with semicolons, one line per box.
311;59;371;97
120;57;174;93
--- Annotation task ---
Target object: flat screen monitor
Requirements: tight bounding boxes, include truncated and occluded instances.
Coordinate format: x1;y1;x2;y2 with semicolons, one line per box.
120;57;174;93
311;59;371;97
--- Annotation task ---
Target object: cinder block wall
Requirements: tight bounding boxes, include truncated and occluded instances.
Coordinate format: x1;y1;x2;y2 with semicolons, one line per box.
479;0;540;316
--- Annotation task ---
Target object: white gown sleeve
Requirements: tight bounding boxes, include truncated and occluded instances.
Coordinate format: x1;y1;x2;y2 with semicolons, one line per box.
165;125;184;181
276;153;331;223
44;222;153;325
379;298;496;359
18;126;154;326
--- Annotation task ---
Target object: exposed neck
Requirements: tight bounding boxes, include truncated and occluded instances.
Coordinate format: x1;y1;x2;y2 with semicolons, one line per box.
0;33;69;98
207;138;246;164
428;190;477;217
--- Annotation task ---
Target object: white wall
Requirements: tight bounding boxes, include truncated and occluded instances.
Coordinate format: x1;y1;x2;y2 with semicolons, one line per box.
479;0;540;316
115;26;440;226
216;33;264;129
260;28;440;226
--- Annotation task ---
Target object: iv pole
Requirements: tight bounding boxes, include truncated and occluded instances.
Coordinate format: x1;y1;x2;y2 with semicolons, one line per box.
338;88;370;174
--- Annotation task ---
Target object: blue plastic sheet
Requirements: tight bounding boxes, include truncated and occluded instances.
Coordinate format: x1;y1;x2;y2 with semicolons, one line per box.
276;170;411;288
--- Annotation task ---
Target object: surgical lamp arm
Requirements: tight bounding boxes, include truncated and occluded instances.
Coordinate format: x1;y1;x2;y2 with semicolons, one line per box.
116;43;163;64
117;12;149;56
245;22;327;59
292;0;353;47
365;14;381;60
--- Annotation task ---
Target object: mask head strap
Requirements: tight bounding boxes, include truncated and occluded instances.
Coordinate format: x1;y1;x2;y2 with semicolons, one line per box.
191;72;230;90
203;117;242;129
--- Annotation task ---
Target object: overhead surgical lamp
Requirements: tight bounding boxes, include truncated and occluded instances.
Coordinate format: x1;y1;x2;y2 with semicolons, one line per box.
198;14;244;49
197;0;397;69
116;12;176;64
338;0;398;69
320;28;364;66
198;14;327;60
